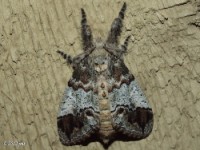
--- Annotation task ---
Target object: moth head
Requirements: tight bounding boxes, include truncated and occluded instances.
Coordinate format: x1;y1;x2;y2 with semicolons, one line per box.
86;37;109;73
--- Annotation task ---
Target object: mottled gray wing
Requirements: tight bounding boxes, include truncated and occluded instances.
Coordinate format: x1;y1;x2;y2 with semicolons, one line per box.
110;79;153;140
57;87;100;145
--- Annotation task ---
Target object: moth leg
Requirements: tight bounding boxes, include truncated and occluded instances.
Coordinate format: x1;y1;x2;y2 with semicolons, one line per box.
107;35;131;58
57;48;95;67
120;35;131;53
72;46;95;64
81;8;94;51
106;2;126;45
57;50;73;64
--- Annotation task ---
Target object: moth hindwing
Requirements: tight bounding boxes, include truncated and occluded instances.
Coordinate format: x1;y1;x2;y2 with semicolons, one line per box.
57;2;153;148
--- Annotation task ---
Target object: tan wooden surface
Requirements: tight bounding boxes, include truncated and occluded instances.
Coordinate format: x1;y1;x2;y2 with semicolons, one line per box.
0;0;200;150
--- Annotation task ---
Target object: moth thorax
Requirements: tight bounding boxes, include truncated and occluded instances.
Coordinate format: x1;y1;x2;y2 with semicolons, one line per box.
92;53;109;73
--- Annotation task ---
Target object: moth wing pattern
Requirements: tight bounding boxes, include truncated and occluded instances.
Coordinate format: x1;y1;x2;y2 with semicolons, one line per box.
110;80;153;139
57;2;153;147
57;87;100;145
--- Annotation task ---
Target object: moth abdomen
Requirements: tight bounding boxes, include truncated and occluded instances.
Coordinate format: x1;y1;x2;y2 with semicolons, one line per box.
97;76;115;141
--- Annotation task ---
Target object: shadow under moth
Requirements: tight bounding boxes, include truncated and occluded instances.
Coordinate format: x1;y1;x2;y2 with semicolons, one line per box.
57;2;153;148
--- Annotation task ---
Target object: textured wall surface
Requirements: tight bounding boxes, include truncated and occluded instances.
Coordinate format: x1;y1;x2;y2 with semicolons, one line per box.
0;0;200;150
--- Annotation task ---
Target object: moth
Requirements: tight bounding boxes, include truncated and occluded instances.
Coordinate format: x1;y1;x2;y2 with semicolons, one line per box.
57;2;153;148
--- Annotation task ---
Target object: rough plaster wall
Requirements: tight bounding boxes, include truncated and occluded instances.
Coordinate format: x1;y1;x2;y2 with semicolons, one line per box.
0;0;200;150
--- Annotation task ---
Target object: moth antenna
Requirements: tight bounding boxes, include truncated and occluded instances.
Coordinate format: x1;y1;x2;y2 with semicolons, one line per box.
57;50;73;64
106;2;127;45
121;35;131;52
81;8;94;51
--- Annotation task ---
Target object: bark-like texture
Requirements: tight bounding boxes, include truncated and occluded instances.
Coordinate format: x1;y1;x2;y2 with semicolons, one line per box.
0;0;200;150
